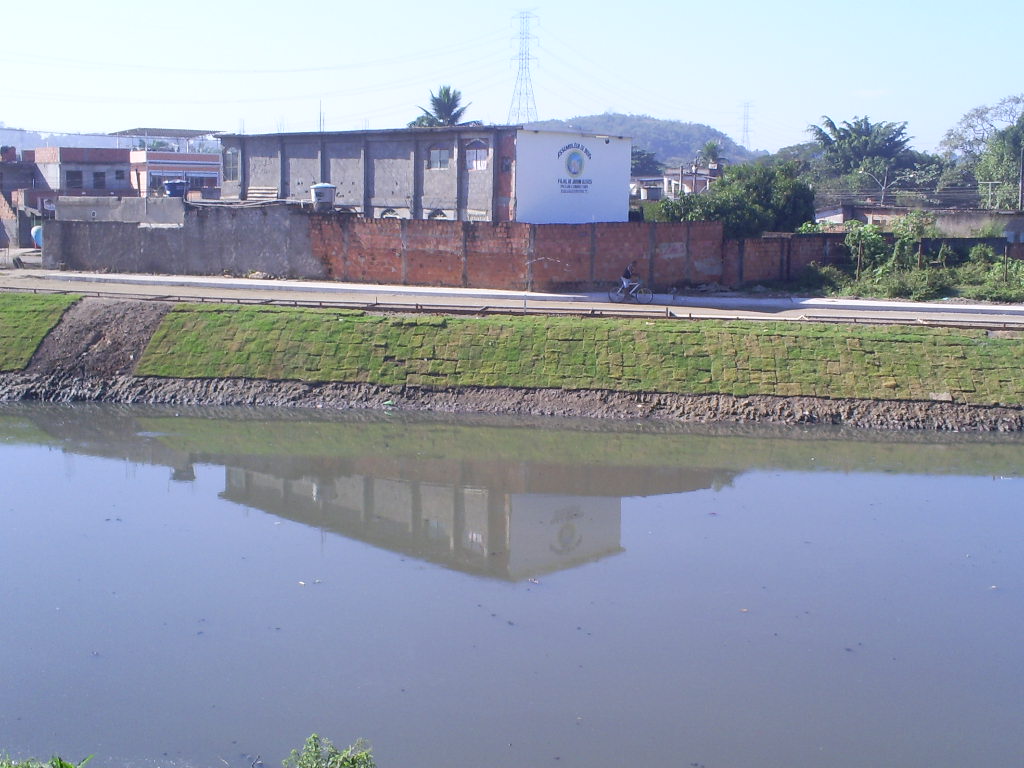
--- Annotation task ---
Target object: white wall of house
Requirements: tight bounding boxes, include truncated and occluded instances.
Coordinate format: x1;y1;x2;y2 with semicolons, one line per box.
514;130;630;224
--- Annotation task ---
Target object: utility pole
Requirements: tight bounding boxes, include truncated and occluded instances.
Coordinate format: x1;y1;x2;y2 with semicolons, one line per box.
1018;143;1023;211
508;11;538;125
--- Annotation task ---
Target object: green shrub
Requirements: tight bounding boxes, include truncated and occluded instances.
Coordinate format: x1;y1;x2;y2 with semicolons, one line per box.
0;756;92;768
841;264;954;301
954;259;992;286
967;243;999;264
958;258;1024;303
283;734;374;768
793;262;853;293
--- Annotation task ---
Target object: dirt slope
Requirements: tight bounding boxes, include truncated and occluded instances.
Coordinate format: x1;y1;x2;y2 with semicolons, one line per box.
27;298;171;377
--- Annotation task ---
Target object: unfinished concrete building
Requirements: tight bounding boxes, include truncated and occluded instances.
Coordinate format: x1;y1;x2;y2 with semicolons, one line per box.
217;125;631;224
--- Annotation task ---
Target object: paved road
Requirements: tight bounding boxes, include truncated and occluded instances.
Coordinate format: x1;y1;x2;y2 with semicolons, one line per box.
3;258;1024;329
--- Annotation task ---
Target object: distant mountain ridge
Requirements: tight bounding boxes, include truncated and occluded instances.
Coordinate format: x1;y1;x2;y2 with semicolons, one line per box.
525;113;764;168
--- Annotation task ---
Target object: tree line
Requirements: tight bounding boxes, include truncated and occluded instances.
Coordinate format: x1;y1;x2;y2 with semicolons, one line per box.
644;93;1024;237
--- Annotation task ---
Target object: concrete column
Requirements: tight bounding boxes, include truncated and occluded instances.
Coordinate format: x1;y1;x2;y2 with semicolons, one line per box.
455;133;466;222
362;138;372;218
411;141;423;219
278;137;287;198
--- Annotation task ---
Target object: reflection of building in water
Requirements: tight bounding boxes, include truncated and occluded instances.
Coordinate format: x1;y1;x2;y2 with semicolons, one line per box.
224;468;622;580
12;406;735;580
222;461;731;581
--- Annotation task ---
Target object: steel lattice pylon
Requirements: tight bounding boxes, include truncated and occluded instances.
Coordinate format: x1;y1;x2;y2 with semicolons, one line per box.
508;11;538;125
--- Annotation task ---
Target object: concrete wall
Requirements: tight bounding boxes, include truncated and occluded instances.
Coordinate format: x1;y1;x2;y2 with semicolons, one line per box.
326;139;364;209
283;137;321;201
0;163;37;195
56;196;185;224
368;139;415;216
44;204;324;278
420;136;458;217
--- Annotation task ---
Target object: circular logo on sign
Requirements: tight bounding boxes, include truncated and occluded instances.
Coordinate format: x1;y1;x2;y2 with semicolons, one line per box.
565;150;585;177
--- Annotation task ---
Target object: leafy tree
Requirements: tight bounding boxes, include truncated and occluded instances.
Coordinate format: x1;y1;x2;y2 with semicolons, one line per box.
843;221;887;279
941;94;1024;164
630;147;664;175
807;115;913;176
887;151;966;207
801;116;962;208
891;210;936;268
762;141;819;173
658;162;814;238
409;85;471;127
973;116;1024;209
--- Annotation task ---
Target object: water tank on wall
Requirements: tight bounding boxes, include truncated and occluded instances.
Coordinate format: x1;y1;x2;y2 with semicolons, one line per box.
310;183;336;211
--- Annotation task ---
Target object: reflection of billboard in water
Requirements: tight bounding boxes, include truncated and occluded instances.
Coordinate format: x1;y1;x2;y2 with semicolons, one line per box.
506;494;621;579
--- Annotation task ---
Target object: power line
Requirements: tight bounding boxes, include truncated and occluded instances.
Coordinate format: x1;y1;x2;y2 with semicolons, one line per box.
508;11;538;124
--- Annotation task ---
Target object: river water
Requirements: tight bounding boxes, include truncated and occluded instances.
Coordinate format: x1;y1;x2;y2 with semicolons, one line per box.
1;404;1022;768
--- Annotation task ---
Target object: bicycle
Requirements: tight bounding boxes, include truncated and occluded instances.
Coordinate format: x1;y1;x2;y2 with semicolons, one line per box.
607;280;654;304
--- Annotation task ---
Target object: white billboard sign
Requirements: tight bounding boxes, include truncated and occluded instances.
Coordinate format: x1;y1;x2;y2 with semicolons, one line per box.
514;130;631;224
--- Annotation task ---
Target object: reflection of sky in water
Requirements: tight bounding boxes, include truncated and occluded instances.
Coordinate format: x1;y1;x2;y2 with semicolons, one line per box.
1;412;1022;768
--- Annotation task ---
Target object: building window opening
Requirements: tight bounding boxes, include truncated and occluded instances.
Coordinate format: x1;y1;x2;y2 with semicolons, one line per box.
465;140;488;171
65;170;83;189
223;147;240;182
115;170;126;181
93;171;106;189
428;146;450;170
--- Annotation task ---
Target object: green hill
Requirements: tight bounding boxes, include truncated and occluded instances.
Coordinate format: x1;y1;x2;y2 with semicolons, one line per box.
526;112;765;167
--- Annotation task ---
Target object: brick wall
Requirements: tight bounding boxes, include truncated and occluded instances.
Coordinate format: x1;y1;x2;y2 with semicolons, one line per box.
466;222;532;289
534;224;594;289
53;205;1024;292
306;216;727;292
405;219;467;287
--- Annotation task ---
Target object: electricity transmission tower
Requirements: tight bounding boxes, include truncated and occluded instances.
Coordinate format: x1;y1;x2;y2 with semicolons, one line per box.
741;102;751;149
508;11;538;125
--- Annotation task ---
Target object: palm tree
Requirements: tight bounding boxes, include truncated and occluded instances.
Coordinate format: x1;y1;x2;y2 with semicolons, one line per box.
696;140;723;167
410;86;471;127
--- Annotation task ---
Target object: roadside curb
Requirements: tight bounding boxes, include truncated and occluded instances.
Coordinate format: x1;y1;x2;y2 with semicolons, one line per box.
15;269;585;303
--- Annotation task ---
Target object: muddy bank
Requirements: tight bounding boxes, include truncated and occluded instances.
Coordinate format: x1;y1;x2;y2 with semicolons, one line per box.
2;297;1022;432
4;372;1023;432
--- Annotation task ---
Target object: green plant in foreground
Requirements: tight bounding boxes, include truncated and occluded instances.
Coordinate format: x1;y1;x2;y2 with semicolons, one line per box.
1;755;92;768
283;734;375;768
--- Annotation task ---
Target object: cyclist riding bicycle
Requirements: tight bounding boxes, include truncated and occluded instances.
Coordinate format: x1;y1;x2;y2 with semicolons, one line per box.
621;260;640;295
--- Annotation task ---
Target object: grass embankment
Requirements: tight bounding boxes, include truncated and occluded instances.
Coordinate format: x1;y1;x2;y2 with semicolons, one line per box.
135;304;1024;407
0;294;79;371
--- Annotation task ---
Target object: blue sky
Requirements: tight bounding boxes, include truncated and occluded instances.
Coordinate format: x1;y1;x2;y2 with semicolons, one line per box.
3;0;1021;154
